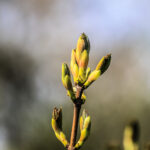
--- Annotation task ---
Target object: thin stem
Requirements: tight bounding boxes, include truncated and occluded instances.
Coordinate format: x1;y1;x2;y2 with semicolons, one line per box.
68;104;81;150
68;86;83;150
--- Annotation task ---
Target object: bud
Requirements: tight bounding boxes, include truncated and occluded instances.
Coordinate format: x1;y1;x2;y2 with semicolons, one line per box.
81;92;86;103
62;63;75;100
76;33;90;64
123;120;140;150
75;33;90;85
51;107;69;148
83;54;111;88
52;107;62;131
84;70;100;88
79;49;89;69
70;49;79;83
75;109;91;149
62;63;70;77
62;63;71;89
78;50;89;84
78;68;86;84
80;109;91;130
96;54;111;75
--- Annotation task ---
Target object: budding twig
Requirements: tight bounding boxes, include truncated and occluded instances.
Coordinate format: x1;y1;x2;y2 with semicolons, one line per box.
51;33;111;150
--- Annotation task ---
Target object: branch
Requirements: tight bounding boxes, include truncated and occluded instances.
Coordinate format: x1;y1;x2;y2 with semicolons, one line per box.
68;86;83;150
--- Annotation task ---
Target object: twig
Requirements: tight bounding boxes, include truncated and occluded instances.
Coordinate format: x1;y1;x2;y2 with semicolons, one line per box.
68;86;83;150
68;104;81;150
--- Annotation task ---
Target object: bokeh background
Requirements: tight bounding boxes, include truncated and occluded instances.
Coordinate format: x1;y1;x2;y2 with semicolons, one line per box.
0;0;150;150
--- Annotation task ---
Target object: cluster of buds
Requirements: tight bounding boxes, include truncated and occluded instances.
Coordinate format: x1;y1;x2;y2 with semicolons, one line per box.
62;33;111;103
51;33;111;150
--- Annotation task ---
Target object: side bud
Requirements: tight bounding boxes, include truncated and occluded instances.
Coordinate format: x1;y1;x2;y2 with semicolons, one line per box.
76;33;90;64
70;49;79;83
62;63;72;90
84;70;100;89
84;54;111;89
51;107;69;148
75;109;91;149
96;54;111;75
52;107;62;131
62;63;75;100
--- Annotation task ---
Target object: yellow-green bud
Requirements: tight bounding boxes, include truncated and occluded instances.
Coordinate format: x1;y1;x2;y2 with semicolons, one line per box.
51;108;69;148
62;63;73;91
80;116;83;132
81;92;86;103
52;107;62;131
59;132;69;147
75;109;91;149
62;63;75;100
96;54;111;75
78;68;86;84
70;49;79;83
79;50;89;69
84;70;100;88
76;33;90;64
78;50;89;85
80;109;91;130
62;63;70;78
83;54;111;88
83;116;91;130
80;129;88;141
71;49;76;67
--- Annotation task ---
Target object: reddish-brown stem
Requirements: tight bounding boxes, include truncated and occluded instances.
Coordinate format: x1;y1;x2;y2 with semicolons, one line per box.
68;86;83;150
68;104;81;150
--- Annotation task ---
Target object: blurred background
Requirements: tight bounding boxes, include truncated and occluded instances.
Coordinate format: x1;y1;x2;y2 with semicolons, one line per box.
0;0;150;150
